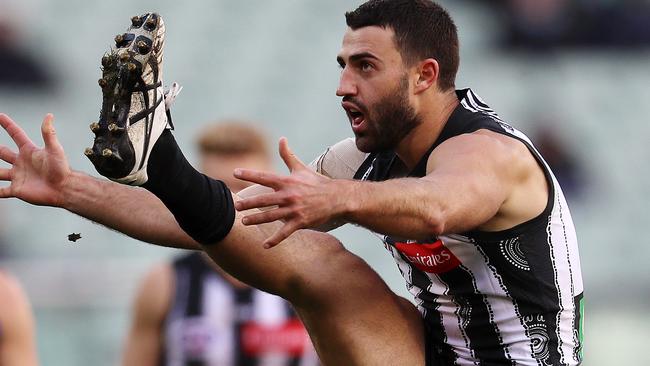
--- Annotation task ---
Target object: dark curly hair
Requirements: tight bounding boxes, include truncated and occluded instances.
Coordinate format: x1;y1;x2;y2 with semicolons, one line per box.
346;0;459;91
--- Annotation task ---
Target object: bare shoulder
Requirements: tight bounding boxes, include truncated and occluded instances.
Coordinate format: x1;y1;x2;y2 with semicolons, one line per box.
0;271;33;333
133;262;174;318
428;129;530;175
133;263;175;326
0;271;38;366
475;129;545;182
426;129;548;230
0;270;19;292
141;262;174;286
0;271;29;312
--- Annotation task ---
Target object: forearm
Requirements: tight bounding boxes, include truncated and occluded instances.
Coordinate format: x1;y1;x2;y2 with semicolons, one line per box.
340;178;446;240
61;171;199;249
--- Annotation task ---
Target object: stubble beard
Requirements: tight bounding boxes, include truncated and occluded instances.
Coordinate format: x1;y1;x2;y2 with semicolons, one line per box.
355;75;422;153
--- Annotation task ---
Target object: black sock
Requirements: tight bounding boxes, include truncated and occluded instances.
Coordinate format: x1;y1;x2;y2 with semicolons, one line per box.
142;130;235;245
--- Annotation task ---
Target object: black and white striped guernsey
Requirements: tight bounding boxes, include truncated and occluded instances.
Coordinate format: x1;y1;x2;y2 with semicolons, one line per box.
353;89;584;366
162;253;319;366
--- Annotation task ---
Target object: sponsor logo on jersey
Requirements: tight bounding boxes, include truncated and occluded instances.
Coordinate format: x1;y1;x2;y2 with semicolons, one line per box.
241;319;309;356
394;239;460;274
177;318;217;358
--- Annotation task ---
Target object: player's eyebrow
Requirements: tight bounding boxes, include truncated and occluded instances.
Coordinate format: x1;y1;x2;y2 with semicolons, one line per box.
349;52;380;63
337;52;380;67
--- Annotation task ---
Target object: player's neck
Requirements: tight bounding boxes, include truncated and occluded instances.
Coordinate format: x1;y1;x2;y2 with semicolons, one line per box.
395;89;459;169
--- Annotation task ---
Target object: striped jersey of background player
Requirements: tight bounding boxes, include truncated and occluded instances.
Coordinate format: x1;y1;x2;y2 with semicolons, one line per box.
121;122;319;366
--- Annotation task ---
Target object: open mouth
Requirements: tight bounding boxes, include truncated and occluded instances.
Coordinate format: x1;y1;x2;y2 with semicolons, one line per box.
349;110;364;125
342;102;366;131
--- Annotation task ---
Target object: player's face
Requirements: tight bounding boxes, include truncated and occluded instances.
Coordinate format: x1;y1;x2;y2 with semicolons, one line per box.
337;26;421;153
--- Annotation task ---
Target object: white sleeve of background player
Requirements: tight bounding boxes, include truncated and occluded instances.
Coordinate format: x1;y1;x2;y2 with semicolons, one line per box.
307;138;369;231
308;137;369;179
237;138;367;232
238;138;367;200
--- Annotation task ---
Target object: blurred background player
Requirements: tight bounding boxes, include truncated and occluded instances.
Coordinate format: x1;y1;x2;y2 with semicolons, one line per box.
121;121;319;366
0;270;39;366
0;3;56;91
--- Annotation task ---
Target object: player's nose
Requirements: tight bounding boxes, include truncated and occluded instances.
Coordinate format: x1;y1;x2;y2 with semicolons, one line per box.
336;68;357;97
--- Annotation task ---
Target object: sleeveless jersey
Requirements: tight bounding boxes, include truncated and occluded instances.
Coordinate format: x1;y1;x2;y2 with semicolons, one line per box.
162;253;319;366
353;89;584;365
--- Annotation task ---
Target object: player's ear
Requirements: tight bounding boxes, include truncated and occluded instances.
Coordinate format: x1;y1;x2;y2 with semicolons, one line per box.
414;58;439;94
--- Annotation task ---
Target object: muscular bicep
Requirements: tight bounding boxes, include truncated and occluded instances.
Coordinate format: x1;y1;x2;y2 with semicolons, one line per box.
423;131;520;234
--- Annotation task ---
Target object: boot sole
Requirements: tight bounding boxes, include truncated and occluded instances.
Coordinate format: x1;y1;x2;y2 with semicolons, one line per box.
86;13;163;180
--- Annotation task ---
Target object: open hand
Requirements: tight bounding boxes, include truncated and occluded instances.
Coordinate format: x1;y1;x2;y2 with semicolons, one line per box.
234;137;346;248
0;113;71;207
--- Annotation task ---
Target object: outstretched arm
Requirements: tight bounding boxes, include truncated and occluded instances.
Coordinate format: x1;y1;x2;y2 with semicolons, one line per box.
236;131;545;247
332;133;517;238
0;113;198;249
62;172;198;249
